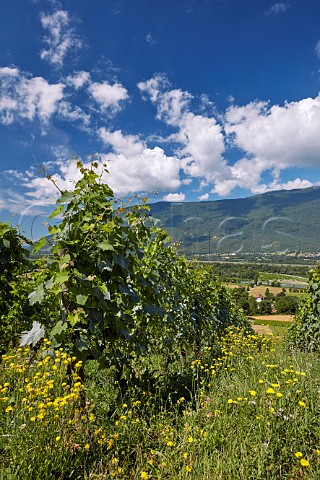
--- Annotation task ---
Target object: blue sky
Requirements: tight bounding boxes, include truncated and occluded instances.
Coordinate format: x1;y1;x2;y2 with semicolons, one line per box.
1;0;320;238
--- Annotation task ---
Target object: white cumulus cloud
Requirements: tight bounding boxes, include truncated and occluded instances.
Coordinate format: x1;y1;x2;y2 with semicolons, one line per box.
225;95;320;170
89;81;129;114
66;71;91;89
163;192;185;202
99;128;181;195
0;67;64;126
198;193;209;201
138;74;229;184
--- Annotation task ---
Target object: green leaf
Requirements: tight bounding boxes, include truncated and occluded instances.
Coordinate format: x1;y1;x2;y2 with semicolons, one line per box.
48;205;64;220
55;270;70;285
75;336;89;352
67;313;82;327
97;240;114;251
44;276;55;290
76;293;88;305
57;191;76;204
33;236;46;254
28;284;45;305
50;320;68;337
50;321;68;347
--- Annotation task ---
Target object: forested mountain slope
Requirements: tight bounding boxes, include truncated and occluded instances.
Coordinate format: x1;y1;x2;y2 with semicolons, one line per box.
149;186;320;255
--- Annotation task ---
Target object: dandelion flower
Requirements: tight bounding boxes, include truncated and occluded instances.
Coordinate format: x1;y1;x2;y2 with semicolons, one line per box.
84;444;90;450
295;452;303;458
300;459;309;467
140;472;149;479
186;465;192;472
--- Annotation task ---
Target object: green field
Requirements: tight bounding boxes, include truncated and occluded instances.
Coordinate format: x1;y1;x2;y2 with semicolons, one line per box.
258;271;307;286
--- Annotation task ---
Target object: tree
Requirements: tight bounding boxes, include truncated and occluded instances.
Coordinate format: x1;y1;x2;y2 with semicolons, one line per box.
276;295;299;314
259;299;273;314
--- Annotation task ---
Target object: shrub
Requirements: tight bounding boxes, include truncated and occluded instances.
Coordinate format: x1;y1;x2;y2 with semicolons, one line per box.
288;265;320;351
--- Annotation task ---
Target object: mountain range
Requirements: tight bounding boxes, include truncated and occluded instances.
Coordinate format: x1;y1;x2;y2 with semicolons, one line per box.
149;186;320;256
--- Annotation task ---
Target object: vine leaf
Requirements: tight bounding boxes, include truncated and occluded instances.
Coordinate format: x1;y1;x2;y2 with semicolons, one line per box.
49;205;64;220
97;241;114;251
33;236;46;254
20;321;45;347
28;284;45;305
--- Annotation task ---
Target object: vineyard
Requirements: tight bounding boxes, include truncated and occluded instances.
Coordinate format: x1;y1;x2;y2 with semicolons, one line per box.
1;163;320;479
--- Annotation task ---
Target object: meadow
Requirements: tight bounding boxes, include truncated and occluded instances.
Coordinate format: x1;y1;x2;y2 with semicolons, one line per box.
1;326;320;479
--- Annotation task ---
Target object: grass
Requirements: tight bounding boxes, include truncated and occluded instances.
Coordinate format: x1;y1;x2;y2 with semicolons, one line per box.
1;329;320;479
252;319;292;337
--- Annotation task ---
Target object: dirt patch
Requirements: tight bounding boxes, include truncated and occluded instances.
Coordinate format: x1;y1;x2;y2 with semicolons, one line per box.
249;315;293;323
251;324;273;335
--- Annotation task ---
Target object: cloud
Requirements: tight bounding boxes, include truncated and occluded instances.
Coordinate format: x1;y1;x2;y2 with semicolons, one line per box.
138;75;320;196
225;95;320;170
20;161;83;206
6;142;181;210
198;193;209;201
0;67;64;126
163;192;185;202
99;128;144;157
315;41;320;59
66;71;91;89
254;178;315;194
0;67;19;77
89;81;129;113
40;10;82;68
138;74;229;183
265;3;290;15
218;94;320;194
99;128;181;195
58;101;90;128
